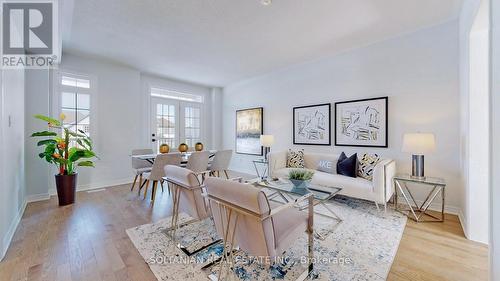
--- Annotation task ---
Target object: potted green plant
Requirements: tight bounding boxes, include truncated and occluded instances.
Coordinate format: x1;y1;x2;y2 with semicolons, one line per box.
31;114;98;206
288;169;315;190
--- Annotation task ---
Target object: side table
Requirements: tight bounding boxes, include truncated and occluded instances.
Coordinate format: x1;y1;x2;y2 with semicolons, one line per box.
393;174;446;222
252;159;269;180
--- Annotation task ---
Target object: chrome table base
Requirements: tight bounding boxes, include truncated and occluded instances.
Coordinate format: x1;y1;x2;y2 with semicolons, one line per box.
394;178;445;222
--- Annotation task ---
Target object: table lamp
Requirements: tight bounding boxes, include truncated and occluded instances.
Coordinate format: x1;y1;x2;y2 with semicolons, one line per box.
402;133;436;179
260;135;274;160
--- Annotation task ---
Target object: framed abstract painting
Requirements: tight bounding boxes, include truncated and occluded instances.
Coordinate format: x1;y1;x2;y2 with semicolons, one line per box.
236;107;263;155
293;103;331;145
335;97;388;148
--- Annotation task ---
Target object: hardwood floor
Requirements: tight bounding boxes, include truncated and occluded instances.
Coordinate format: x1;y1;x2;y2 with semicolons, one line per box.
389;212;489;281
0;181;488;281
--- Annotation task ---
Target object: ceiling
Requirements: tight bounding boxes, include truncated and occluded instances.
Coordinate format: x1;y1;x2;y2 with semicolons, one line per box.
63;0;463;87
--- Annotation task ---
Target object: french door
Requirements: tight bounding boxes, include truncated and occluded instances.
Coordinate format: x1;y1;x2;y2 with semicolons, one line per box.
151;97;203;153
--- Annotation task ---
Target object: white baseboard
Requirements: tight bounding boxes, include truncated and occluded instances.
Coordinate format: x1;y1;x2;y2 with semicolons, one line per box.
49;177;133;195
26;193;51;203
1;198;27;261
458;209;469;239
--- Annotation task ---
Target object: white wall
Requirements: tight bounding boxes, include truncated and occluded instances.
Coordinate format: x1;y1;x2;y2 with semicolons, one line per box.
458;0;490;243
490;0;500;277
25;69;51;201
22;52;221;194
467;0;490;244
0;68;26;260
211;87;224;150
223;21;462;211
56;53;143;191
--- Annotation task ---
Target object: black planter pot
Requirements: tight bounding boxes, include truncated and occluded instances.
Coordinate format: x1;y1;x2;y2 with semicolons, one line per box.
55;173;77;206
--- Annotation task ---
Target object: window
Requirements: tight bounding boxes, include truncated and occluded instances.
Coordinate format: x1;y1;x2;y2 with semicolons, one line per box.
58;74;93;147
150;87;204;152
184;106;201;147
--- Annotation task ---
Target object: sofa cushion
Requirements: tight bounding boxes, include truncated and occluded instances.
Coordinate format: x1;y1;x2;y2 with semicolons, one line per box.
272;168;374;202
313;171;373;199
303;153;339;170
286;149;305;168
337;152;357;178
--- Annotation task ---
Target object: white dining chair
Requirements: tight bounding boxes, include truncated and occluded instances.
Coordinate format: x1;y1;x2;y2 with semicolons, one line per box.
130;148;153;192
205;177;314;280
141;153;182;202
186;151;210;182
163;165;210;240
209;149;232;179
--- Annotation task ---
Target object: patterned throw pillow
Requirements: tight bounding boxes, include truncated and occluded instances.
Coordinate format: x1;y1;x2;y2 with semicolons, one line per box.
357;153;381;181
287;149;305;168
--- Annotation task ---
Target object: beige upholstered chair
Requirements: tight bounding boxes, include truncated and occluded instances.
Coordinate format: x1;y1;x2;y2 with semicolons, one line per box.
142;153;182;202
186;151;210;182
204;177;314;280
209;149;232;179
130;148;153;192
163;165;211;242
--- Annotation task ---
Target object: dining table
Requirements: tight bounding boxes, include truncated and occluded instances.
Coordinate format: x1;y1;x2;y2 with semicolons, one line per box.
131;150;217;165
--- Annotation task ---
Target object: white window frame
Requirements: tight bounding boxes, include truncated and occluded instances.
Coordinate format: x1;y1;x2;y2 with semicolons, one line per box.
52;70;98;151
146;84;205;151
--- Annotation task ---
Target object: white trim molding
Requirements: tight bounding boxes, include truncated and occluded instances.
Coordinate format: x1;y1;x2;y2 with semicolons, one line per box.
26;193;51;203
1;199;27;261
49;177;132;195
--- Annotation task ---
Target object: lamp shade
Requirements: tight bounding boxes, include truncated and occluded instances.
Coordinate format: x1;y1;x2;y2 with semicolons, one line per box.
402;133;436;154
260;135;275;147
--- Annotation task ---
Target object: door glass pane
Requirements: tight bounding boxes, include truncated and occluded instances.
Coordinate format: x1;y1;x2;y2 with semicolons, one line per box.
62;92;76;108
76;109;90;136
155;103;176;152
184;106;201;147
76;93;90;110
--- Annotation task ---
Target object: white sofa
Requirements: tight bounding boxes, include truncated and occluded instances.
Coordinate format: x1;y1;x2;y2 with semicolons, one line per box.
268;151;396;208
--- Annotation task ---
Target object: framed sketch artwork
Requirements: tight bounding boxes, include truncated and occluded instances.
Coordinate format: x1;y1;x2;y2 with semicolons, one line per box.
236;107;263;155
293;103;331;145
335;97;388;147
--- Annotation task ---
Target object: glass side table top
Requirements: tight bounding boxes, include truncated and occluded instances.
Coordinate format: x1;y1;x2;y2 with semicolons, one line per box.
393;174;446;186
252;158;269;164
253;178;342;201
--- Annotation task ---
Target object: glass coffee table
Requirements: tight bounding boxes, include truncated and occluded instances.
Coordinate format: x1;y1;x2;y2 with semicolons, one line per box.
251;178;343;240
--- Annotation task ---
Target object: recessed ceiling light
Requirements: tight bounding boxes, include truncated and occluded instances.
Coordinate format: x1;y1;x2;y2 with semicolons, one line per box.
261;0;272;6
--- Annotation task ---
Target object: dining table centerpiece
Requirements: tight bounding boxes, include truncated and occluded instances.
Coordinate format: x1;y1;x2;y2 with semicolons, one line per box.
195;142;204;151
31;114;98;206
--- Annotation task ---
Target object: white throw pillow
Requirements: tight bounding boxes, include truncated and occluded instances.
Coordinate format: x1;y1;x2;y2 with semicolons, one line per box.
317;159;335;174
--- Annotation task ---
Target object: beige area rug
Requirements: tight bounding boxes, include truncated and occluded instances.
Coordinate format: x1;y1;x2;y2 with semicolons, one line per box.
126;196;407;280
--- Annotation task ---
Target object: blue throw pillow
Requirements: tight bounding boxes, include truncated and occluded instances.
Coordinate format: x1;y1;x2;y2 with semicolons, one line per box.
337;152;358;178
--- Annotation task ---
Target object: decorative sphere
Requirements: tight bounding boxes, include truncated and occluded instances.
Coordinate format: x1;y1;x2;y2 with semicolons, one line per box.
195;142;204;151
159;144;169;154
178;143;189;153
